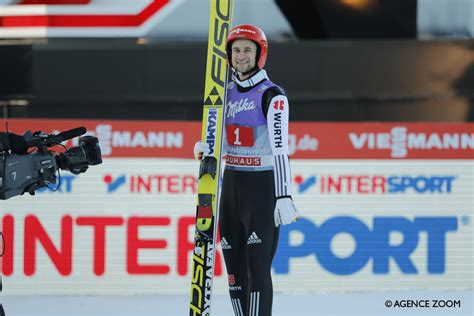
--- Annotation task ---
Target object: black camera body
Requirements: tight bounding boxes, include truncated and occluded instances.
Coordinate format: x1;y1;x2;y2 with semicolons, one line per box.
0;127;102;200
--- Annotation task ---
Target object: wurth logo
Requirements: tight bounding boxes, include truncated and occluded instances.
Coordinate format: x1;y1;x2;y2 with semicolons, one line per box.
273;99;285;110
229;275;242;291
228;274;235;286
247;232;262;245
273;112;283;148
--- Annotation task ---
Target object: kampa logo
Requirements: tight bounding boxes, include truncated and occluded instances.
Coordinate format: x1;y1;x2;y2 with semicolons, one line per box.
294;175;317;193
103;174;127;193
206;109;218;155
247;232;262;245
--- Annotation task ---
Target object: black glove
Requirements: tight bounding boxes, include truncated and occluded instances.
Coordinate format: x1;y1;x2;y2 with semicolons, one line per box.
8;133;28;154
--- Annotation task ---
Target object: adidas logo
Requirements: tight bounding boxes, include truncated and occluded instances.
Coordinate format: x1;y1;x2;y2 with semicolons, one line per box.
221;237;232;250
247;232;262;245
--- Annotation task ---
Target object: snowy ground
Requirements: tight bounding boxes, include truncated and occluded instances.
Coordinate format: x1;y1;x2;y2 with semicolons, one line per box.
2;291;472;316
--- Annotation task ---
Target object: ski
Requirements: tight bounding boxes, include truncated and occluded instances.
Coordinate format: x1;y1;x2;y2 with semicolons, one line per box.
188;0;233;315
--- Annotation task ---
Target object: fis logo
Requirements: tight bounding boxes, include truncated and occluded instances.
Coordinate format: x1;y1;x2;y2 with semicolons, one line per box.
247;232;262;245
294;175;317;193
206;109;218;155
103;174;126;193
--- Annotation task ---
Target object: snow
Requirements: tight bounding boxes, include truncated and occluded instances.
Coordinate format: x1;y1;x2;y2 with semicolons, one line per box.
3;290;472;316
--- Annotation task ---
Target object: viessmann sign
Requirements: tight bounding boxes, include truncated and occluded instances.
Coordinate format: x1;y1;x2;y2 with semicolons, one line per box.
0;0;184;37
5;119;474;159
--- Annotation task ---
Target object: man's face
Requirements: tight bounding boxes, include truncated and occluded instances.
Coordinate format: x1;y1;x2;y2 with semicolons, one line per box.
231;39;257;75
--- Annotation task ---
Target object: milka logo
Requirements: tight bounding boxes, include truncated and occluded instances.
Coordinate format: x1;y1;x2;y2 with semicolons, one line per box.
226;98;256;118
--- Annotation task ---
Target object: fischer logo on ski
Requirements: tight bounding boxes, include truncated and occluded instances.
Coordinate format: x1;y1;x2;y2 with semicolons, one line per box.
189;0;233;315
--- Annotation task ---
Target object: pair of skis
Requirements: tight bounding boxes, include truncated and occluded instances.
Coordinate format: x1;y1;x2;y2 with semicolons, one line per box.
188;0;233;315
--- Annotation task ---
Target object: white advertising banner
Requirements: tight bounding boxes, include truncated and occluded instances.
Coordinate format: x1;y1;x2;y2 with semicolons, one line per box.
0;158;472;295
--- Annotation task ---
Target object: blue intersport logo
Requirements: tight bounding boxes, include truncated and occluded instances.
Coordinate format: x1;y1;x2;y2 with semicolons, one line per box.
294;175;457;194
387;176;456;193
273;216;458;275
294;175;317;193
103;174;126;193
36;175;77;193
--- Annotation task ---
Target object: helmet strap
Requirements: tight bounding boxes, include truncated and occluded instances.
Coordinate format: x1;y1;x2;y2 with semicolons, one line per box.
239;66;259;76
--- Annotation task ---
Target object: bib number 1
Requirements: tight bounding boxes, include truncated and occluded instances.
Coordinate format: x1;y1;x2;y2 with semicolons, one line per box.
226;125;254;147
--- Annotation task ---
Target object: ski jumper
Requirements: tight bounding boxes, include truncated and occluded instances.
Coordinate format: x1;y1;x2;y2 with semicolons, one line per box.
219;69;292;316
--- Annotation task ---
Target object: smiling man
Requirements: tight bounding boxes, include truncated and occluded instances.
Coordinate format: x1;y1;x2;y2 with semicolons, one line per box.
194;24;300;316
230;38;258;79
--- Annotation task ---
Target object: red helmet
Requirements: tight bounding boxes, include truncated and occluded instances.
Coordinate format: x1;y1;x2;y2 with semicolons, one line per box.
226;24;268;70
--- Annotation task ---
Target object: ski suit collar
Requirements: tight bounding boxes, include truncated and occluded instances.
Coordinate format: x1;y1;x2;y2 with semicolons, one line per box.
232;69;269;89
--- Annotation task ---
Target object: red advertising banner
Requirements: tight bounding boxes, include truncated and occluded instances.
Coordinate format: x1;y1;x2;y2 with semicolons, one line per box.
5;119;473;159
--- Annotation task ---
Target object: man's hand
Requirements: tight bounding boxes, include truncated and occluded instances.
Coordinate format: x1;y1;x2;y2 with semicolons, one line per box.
274;197;300;227
193;141;210;160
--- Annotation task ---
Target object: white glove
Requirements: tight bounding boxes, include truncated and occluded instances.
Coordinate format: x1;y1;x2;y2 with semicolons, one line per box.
193;141;210;160
274;197;300;227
